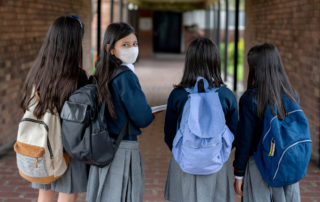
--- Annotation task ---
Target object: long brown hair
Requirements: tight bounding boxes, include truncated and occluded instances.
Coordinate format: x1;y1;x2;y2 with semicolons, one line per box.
176;37;224;90
247;43;297;120
94;23;136;118
20;16;84;119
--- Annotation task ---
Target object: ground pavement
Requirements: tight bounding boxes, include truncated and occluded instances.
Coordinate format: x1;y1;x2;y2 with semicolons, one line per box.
0;58;319;202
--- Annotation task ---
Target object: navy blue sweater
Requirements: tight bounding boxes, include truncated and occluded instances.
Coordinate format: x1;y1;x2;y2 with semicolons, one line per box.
107;70;154;141
233;88;263;177
164;86;238;151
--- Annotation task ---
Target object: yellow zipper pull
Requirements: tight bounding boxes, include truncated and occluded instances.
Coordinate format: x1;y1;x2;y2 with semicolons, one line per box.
269;139;275;156
35;158;38;168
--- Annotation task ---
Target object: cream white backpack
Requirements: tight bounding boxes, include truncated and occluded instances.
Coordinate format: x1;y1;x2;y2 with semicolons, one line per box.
14;91;69;184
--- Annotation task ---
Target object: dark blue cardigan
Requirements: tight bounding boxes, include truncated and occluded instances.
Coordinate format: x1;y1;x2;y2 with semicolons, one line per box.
164;85;239;151
107;70;154;141
233;88;263;177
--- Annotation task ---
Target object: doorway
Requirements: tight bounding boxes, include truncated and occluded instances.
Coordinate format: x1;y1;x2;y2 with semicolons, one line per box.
153;11;182;53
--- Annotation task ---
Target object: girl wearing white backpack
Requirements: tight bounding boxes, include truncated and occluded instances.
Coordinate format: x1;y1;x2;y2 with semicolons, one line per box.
164;37;238;202
20;15;89;202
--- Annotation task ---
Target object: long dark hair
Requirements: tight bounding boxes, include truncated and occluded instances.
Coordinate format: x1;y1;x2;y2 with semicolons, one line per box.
247;43;297;120
94;22;135;118
176;37;224;90
20;16;84;119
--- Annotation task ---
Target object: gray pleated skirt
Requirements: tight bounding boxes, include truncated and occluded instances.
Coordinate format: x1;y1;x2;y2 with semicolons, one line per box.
86;141;144;202
243;157;300;202
165;156;235;202
31;157;88;193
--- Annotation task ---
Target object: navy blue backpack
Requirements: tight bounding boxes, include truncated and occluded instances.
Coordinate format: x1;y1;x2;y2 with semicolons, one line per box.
254;96;312;187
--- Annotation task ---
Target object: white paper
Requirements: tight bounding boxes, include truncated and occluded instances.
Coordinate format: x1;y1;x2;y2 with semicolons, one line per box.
151;104;167;113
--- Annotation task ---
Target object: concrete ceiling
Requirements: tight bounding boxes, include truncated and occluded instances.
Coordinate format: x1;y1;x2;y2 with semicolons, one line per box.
126;0;218;10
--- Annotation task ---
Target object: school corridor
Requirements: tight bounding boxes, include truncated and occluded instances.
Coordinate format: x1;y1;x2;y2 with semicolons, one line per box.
0;58;319;202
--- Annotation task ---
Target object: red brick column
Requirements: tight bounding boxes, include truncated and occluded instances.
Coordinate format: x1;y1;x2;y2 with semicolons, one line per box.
0;1;92;149
245;0;320;164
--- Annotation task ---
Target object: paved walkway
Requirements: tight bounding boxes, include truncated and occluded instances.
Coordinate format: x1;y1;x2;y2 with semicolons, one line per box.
0;58;319;202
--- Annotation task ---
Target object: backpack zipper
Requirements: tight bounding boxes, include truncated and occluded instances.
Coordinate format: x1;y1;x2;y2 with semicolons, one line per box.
21;118;49;132
262;109;303;143
20;118;54;165
268;138;275;156
47;136;54;169
272;139;312;180
183;142;222;149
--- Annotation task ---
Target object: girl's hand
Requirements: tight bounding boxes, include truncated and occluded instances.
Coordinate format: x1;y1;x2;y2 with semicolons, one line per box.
234;178;243;196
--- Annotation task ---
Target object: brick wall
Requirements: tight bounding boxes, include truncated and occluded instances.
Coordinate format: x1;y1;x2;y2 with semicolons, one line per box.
245;0;320;164
0;1;92;148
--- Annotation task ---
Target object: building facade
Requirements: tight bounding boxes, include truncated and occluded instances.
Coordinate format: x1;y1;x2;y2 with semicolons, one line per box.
245;0;320;164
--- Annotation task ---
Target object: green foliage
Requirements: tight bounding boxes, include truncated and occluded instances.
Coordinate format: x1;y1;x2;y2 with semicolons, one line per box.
219;38;244;81
91;66;95;75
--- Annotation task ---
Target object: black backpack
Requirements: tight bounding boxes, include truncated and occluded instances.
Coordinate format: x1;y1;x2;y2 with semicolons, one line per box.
60;66;130;167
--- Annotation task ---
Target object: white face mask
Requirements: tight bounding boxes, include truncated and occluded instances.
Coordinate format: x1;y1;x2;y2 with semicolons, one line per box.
118;47;139;64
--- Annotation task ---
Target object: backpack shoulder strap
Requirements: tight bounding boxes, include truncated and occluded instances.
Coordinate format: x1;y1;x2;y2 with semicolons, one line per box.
89;65;130;85
110;65;131;144
115;119;129;146
111;65;131;81
89;65;130;106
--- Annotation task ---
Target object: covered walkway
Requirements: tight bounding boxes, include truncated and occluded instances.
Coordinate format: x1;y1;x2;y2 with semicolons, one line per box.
0;58;319;202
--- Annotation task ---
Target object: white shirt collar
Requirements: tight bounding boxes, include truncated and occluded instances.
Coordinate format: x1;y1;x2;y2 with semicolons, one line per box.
122;63;135;72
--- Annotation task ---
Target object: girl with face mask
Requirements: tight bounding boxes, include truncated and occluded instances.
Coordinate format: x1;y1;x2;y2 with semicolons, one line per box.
86;23;154;202
109;29;139;72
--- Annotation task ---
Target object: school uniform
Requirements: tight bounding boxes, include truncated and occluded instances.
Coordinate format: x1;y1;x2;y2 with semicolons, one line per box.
233;88;300;202
86;68;154;202
164;85;238;202
32;69;89;193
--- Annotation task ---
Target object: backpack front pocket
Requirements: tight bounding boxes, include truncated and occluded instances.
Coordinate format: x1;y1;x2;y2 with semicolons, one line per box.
16;152;48;178
272;139;312;185
179;133;224;175
14;140;48;178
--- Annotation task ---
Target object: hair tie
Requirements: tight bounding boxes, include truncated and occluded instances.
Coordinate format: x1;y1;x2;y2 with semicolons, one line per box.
71;14;83;29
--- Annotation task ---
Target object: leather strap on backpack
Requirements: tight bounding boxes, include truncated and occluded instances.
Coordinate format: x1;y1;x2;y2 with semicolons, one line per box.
115;119;129;146
109;65;131;146
94;65;131;146
98;101;129;147
111;65;130;80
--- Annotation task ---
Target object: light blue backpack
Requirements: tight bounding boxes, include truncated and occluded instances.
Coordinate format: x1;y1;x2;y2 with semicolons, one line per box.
172;77;234;175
